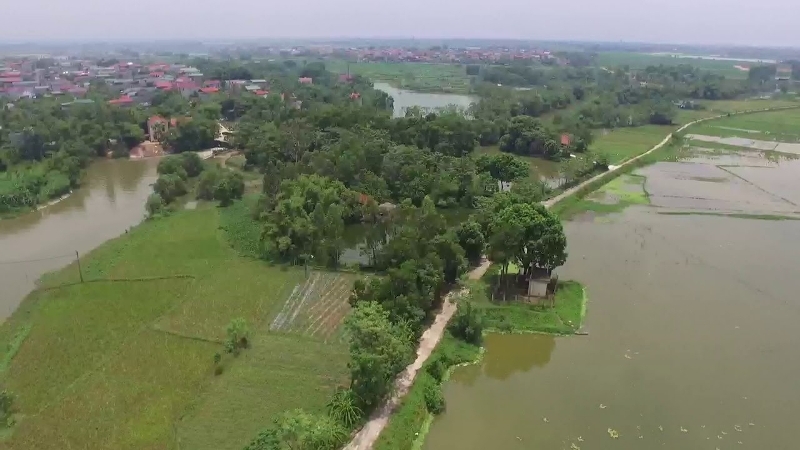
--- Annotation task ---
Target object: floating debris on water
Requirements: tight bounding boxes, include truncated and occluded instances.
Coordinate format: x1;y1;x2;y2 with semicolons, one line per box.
749;422;755;426
577;436;584;442
599;404;607;409
543;417;549;423
680;427;688;433
570;444;580;450
658;425;664;431
718;435;723;440
734;425;742;432
608;428;619;439
624;354;632;359
721;431;727;435
701;425;706;429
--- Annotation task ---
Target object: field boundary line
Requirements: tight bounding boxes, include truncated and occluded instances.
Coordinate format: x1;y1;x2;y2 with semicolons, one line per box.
150;325;225;345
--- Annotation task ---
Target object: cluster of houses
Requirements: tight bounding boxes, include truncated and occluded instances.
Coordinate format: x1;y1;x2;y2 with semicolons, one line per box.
0;57;364;109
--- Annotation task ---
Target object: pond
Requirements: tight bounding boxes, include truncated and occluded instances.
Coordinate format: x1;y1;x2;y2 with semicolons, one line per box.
0;158;158;320
424;149;800;449
373;82;477;118
338;208;473;266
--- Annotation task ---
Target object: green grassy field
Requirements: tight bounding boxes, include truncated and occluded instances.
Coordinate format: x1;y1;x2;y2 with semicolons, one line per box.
326;60;472;94
689;107;800;141
589;125;677;164
595;52;753;79
0;205;351;450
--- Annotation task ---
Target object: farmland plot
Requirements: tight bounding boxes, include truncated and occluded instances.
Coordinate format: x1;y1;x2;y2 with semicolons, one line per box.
269;271;359;341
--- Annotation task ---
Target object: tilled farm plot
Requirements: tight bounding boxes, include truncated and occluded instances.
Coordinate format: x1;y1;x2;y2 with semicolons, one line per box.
269;271;358;341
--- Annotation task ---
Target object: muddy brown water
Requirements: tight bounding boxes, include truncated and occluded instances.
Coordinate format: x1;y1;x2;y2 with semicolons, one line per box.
0;158;158;320
425;151;800;449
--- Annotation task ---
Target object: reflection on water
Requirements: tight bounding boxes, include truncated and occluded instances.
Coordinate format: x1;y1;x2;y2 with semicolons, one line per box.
0;158;158;320
453;334;556;386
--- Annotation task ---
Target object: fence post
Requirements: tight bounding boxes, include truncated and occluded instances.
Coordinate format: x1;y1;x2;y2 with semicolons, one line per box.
76;251;84;283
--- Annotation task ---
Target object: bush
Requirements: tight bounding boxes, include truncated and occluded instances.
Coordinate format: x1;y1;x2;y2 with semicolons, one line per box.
426;357;446;382
225;318;250;356
448;300;484;345
326;388;363;428
153;174;187;204
180;152;205;177
145;193;166;218
157;156;188;180
423;380;445;414
0;389;14;427
197;168;221;200
214;171;245;206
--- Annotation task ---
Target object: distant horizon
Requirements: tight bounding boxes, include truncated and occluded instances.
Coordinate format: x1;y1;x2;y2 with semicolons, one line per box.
3;0;800;49
0;36;798;51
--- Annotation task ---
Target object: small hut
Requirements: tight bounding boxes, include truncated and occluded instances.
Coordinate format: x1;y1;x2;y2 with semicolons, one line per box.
524;266;559;306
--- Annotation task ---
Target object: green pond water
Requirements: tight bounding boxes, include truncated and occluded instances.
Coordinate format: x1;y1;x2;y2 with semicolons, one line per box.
424;153;800;450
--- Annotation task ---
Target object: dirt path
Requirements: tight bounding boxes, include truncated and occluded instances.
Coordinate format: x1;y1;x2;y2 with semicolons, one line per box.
343;258;491;450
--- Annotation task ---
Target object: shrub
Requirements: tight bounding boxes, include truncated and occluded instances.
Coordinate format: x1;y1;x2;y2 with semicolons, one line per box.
426;357;446;382
448;300;484;345
180;152;205;177
214;171;245;206
326;388;363;428
197;168;221;200
225;318;250;356
153;174;187;204
0;389;14;427
157;156;188;180
145;193;166;218
423;380;445;414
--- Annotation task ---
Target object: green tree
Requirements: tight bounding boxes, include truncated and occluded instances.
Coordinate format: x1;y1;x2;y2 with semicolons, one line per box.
153;174;187;203
345;302;415;411
214;171;245;206
455;220;486;264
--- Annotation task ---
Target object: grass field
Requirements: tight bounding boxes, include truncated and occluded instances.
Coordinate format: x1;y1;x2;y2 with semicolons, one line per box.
590;125;677;164
595;52;753;79
689;107;800;141
326;60;472;94
0;204;351;450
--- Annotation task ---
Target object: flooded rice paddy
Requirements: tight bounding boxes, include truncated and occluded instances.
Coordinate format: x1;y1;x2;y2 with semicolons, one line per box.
424;145;800;449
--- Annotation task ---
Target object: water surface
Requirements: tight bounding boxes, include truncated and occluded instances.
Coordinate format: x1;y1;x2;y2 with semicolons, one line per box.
0;158;158;320
425;152;800;450
373;82;476;118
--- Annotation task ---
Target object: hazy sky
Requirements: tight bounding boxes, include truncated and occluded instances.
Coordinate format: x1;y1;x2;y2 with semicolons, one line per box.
2;0;799;46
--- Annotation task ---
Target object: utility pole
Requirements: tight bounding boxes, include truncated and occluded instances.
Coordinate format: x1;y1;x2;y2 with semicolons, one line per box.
75;251;84;283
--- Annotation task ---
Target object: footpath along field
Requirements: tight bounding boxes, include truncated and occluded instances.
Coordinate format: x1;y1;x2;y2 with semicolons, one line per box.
0;204;354;450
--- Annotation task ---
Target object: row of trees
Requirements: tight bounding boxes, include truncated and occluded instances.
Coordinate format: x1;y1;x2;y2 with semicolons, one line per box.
0;98;147;213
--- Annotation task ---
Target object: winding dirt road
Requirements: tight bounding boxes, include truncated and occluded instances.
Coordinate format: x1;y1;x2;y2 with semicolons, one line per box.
343;258;491;450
